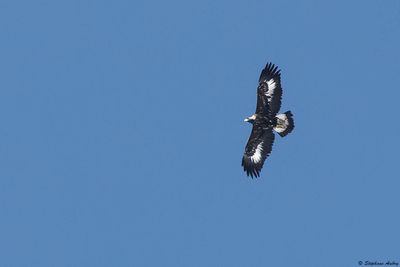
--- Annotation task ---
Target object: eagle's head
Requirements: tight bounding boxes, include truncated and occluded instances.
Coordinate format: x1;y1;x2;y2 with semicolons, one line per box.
244;114;257;123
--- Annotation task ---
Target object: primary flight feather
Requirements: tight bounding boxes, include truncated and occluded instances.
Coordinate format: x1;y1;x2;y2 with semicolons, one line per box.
242;63;294;178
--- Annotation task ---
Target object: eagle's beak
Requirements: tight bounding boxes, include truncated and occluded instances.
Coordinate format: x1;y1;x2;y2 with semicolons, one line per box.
244;118;249;122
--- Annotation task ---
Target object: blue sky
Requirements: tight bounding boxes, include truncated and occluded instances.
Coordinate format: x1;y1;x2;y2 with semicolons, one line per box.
1;0;399;266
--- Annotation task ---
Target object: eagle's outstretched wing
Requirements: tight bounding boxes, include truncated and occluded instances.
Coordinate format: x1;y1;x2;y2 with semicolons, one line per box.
256;63;282;116
242;125;275;178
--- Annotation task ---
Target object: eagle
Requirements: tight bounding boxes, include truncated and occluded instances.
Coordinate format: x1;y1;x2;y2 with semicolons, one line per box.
242;62;294;178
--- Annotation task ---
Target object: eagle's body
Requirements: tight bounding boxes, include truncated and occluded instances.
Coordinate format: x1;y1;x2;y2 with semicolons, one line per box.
242;63;294;178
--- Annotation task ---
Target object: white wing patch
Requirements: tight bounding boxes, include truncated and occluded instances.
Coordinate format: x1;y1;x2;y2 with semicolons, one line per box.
251;142;264;163
266;79;276;97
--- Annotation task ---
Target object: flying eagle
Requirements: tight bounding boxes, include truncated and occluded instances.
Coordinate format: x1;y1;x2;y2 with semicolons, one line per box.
242;63;294;178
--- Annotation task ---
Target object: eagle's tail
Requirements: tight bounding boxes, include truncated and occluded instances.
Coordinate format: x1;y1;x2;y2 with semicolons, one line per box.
273;111;294;137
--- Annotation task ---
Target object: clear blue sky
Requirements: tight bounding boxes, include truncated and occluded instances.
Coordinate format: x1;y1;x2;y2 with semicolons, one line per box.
1;0;399;266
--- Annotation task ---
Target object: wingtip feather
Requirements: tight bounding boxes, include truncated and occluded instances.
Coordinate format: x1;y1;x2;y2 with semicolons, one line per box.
259;62;281;82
